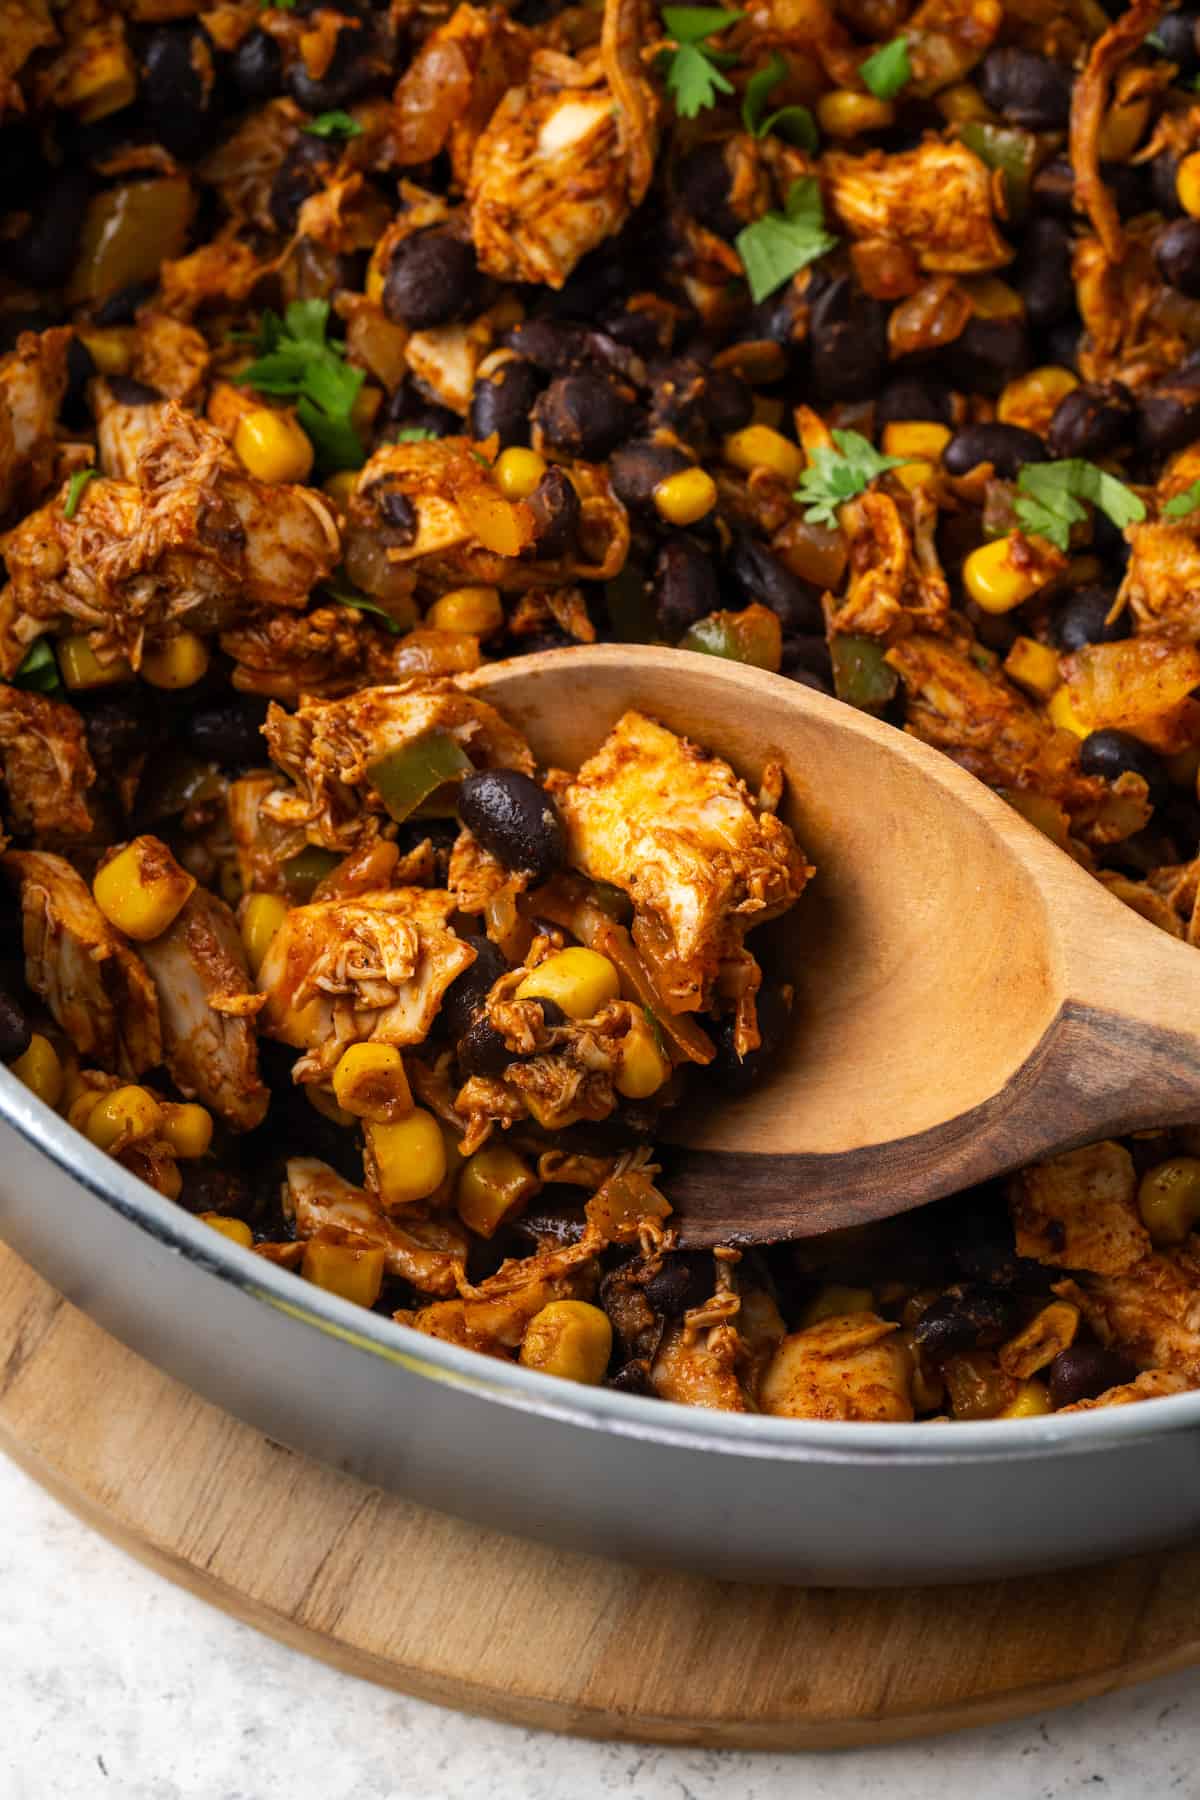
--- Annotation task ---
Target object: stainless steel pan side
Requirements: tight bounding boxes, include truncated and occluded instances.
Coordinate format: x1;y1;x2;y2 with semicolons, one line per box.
2;1074;1199;1586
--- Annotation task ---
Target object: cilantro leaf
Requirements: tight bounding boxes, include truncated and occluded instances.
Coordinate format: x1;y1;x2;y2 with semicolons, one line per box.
793;429;907;527
860;37;911;99
236;300;365;474
260;0;296;9
735;177;837;303
393;426;439;443
662;5;741;38
323;576;404;634
64;466;97;520
660;6;742;117
1146;29;1167;51
12;640;62;695
741;51;818;147
305;110;363;139
1014;460;1146;552
1164;478;1200;519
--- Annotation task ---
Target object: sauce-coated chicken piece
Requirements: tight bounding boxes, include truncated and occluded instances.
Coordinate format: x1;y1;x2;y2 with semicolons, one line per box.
824;140;1011;274
0;687;95;840
1012;1142;1151;1277
283;1156;468;1295
759;1313;915;1421
0;327;70;523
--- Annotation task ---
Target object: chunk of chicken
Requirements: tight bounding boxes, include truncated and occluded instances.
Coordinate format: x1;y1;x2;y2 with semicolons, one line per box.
1118;516;1200;644
830;486;950;640
392;4;534;186
138;886;268;1130
1062;639;1200;755
284;1156;467;1296
759;1314;915;1421
1057;1368;1193;1412
903;0;1003;94
0;327;70;522
557;710;810;1015
823;140;1011;274
1073;220;1195;388
128;313;209;405
92;380;171;482
1012;1142;1150;1276
257;888;476;1076
261;679;534;851
0;0;56;112
222;608;482;703
0;403;339;675
0;687;95;840
3;850;161;1076
1059;1244;1200;1382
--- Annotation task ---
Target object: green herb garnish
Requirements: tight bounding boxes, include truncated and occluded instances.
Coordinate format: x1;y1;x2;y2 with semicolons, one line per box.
304;110;363;140
859;36;911;99
1164;479;1200;519
393;426;439;444
12;640;62;695
740;51;818;147
793;429;907;527
236;300;365;473
323;576;404;634
64;467;97;520
1014;460;1145;552
660;6;743;118
735;177;837;303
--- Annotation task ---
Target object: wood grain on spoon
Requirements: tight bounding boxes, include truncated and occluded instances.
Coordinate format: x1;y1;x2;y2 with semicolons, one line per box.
466;646;1200;1247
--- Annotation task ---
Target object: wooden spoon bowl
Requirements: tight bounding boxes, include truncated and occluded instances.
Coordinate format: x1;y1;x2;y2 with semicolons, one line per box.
467;646;1200;1246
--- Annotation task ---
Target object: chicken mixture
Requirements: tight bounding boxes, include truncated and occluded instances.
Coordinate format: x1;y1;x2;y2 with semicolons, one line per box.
4;0;1200;1421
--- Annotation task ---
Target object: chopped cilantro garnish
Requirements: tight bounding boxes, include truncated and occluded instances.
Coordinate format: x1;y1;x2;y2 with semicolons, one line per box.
793;429;907;527
236;300;365;474
393;426;439;443
735;177;837;304
64;466;97;520
12;640;61;695
1146;29;1167;51
660;6;743;119
1014;460;1145;552
859;37;911;99
740;51;818;148
304;110;363;140
1164;478;1200;519
260;1;296;9
323;576;404;634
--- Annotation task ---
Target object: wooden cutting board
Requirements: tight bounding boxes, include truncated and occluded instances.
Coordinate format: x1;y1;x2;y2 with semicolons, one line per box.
2;1238;1199;1750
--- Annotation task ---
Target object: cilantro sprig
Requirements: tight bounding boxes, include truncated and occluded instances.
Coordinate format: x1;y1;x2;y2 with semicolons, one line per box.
1163;478;1200;519
735;177;837;304
741;51;817;148
393;426;439;444
660;6;742;118
64;466;97;520
235;300;365;474
322;575;404;634
1013;460;1145;552
305;110;363;139
860;36;911;99
12;641;62;696
792;429;907;526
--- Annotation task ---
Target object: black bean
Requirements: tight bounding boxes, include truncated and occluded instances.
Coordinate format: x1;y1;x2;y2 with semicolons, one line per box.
676;142;738;239
609;440;692;510
1080;729;1169;805
1046;1345;1138;1410
381;381;460;438
654;534;720;638
441;935;509;1038
1031;157;1075;218
185;697;269;769
506;319;589;373
728;537;823;633
702;368;754;436
289;25;377;111
806;275;887;404
1051;584;1128;652
782;634;834;685
269;135;338;235
84;693;155;776
746;285;805;347
607;1359;653;1394
0;308;60;352
1137;361;1200;456
875;376;953;427
510;1192;588;1246
382;231;479;330
533;373;635;460
93;280;155;328
107;374;162;406
468;357;542;448
1046;381;1135;460
1156;11;1200;72
0;988;31;1064
913;1286;1023;1359
943;422;1046;480
978;48;1072;129
4;164;89;287
644;1253;714;1317
1156;219;1200;299
1105;161;1153;221
456;769;566;882
601;307;665;357
144;25;219;160
456;1014;514;1079
376;487;417;543
945;317;1030;396
526;466;582;559
1015;218;1074;331
647;359;707;435
1150;151;1183;218
708;985;791;1095
63;335;95;429
232;28;285;101
178;1164;254;1221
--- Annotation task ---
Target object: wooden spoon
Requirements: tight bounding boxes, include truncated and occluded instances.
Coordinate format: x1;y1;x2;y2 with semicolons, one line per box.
466;645;1200;1246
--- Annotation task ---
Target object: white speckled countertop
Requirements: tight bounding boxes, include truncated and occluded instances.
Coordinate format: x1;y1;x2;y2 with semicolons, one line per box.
4;1456;1199;1800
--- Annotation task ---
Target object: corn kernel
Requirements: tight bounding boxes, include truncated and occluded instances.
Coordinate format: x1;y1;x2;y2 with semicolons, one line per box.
1179;151;1200;218
1138;1156;1200;1245
963;276;1024;321
1048;684;1089;738
241;894;289;976
77;328;133;375
997;366;1078;427
366;257;386;304
654;466;718;526
516;947;621;1020
63;24;137;122
68;1088;106;1133
881;421;952;461
323;470;358;507
1003;636;1061;700
234;409;314;485
458;486;524;557
722;425;804;486
86;1085;164;1151
615;1017;671;1100
426;586;505;636
332;1042;413;1123
302;1241;386;1308
936;81;992;124
457;1145;539;1237
366;1107;446;1208
306;1085;358;1128
962;536;1040;614
10;1034;63;1109
1001;1379;1052;1418
59;634;132;691
519;1299;613;1384
160;1102;213;1159
93;837;196;941
800;1284;874;1327
200;1213;254;1249
891;459;936;493
140;631;210;691
495;446;547;500
1097;95;1150;163
817;89;895;137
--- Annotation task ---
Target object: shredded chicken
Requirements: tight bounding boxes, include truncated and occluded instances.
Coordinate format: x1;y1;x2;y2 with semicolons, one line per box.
0;687;95;840
284;1156;467;1295
1011;1142;1150;1276
823;141;1011;275
759;1314;915;1421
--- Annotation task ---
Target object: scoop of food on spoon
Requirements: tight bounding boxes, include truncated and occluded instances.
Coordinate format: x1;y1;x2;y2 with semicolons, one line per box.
467;644;1200;1248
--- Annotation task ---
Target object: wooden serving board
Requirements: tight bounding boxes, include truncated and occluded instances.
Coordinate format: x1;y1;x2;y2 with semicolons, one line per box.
2;1240;1200;1750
